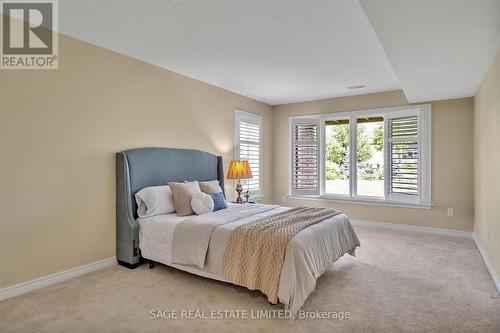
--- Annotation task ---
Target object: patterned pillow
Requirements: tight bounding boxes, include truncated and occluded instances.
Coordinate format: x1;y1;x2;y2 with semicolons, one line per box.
210;192;227;211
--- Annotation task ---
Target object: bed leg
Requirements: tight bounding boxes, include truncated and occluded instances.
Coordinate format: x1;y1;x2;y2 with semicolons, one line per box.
117;260;139;269
149;261;155;269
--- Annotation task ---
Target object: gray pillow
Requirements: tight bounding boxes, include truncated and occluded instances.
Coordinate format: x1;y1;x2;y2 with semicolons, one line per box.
170;181;201;216
198;180;224;195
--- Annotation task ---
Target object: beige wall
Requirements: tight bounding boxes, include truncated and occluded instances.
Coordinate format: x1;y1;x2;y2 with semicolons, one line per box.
272;91;474;231
474;51;500;284
0;26;479;290
0;34;272;288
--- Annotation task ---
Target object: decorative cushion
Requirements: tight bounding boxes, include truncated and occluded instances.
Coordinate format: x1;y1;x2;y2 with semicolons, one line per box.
135;185;175;217
199;180;224;195
210;192;227;211
191;192;214;215
169;181;202;216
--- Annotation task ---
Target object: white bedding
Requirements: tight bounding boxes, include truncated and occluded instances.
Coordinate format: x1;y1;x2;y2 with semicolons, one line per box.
138;212;185;263
138;203;271;263
138;203;360;314
138;212;232;282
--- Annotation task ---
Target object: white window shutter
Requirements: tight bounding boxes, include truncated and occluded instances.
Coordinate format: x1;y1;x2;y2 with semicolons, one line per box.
235;111;262;197
387;112;420;203
291;118;320;195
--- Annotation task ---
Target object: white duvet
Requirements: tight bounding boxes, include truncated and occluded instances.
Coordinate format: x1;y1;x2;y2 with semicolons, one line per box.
138;204;360;314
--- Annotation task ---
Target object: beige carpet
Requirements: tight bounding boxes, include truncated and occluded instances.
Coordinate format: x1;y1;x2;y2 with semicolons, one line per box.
1;225;499;333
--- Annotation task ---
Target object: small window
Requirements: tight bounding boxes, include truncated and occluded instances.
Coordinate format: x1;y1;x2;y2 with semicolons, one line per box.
235;110;263;197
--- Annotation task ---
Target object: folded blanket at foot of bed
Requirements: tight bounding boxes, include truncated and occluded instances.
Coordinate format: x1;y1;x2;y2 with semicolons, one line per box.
222;207;341;304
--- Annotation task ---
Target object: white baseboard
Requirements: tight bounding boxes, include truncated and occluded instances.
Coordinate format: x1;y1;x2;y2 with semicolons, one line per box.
473;235;500;294
350;219;473;239
0;257;116;302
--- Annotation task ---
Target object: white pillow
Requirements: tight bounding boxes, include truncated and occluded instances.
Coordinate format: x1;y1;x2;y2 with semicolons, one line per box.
135;185;175;217
191;192;214;215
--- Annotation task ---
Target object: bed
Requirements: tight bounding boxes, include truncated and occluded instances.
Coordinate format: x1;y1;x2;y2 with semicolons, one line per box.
116;147;360;314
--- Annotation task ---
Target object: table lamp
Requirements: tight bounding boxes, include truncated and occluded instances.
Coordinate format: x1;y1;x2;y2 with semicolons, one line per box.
226;160;253;204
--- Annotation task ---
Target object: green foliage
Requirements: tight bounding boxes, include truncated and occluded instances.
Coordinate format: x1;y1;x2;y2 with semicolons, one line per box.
326;166;339;180
325;124;349;168
358;168;383;181
325;122;390;184
372;124;384;152
325;124;373;176
356;127;373;163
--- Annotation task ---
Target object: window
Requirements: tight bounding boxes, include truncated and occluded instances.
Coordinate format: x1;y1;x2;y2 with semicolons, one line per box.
325;118;350;195
290;105;431;207
235;110;263;197
356;117;384;197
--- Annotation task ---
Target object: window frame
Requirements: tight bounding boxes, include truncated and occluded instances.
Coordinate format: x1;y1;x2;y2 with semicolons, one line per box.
234;109;263;198
289;104;432;208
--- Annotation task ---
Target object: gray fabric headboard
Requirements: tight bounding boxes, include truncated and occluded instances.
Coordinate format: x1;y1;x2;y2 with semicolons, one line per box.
116;147;225;267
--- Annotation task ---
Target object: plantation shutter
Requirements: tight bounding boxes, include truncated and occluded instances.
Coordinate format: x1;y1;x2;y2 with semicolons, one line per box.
291;118;320;195
235;111;262;196
387;113;420;202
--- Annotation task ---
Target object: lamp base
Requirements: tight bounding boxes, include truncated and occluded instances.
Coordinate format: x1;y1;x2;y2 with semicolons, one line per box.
235;181;244;204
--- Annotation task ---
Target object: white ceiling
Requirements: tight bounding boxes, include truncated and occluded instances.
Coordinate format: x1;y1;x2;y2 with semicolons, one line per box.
56;0;499;105
360;0;500;103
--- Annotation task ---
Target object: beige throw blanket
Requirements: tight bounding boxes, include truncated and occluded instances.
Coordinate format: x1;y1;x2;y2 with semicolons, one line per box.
222;207;341;304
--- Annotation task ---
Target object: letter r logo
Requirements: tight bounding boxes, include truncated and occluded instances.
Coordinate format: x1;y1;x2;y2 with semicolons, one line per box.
2;2;53;54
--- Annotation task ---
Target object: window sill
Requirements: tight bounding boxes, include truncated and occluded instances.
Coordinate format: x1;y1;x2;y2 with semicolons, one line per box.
284;195;433;210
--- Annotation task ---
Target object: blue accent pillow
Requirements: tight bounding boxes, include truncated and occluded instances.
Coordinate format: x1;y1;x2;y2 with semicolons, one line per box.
210;192;227;211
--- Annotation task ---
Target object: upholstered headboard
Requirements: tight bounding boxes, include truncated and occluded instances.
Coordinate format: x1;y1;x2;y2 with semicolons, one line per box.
116;147;225;268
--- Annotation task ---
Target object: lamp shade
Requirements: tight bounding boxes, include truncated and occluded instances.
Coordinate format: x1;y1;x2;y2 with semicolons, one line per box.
226;160;253;180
